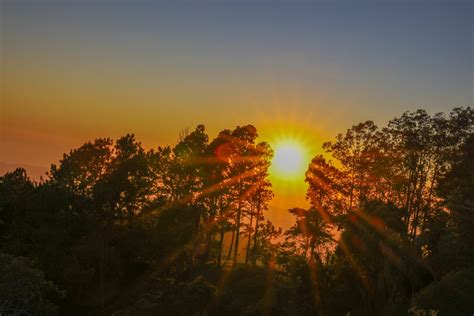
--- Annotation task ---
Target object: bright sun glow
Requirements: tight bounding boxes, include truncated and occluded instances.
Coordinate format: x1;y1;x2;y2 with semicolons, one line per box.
273;143;304;175
271;140;308;181
260;120;319;190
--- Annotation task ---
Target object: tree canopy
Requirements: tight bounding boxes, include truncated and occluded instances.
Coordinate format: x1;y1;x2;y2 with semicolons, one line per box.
0;107;472;315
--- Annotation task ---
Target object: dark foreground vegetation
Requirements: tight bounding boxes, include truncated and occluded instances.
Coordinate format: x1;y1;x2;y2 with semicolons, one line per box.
1;107;473;315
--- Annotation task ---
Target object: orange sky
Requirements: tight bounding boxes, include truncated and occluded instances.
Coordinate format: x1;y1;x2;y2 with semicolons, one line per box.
1;0;472;230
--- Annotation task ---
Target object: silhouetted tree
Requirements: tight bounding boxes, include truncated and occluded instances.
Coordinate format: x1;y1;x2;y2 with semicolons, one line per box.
1;107;472;315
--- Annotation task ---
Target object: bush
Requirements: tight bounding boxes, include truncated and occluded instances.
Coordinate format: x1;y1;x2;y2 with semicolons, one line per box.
413;268;474;315
0;252;64;315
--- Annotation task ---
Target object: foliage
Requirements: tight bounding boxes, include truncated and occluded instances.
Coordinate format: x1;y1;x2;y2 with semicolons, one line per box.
413;268;474;315
0;107;472;314
0;252;64;315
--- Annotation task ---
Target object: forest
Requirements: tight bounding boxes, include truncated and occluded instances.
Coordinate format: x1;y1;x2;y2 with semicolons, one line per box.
1;107;473;316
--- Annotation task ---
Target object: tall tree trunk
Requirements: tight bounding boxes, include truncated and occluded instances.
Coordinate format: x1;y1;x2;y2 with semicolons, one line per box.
421;164;438;231
203;199;216;262
252;199;261;265
227;229;235;260
218;226;225;267
233;181;243;266
203;198;217;262
217;196;225;267
410;159;428;240
233;209;241;266
203;229;212;263
245;214;254;264
309;236;316;262
100;232;105;315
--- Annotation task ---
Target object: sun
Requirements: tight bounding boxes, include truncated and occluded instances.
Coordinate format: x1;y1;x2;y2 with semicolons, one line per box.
270;139;309;182
273;142;305;176
258;121;319;190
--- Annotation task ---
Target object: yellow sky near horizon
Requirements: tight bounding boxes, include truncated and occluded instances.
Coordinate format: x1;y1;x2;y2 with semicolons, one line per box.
1;100;324;230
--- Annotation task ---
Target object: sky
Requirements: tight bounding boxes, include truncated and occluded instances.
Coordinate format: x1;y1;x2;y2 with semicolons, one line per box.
1;0;473;230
